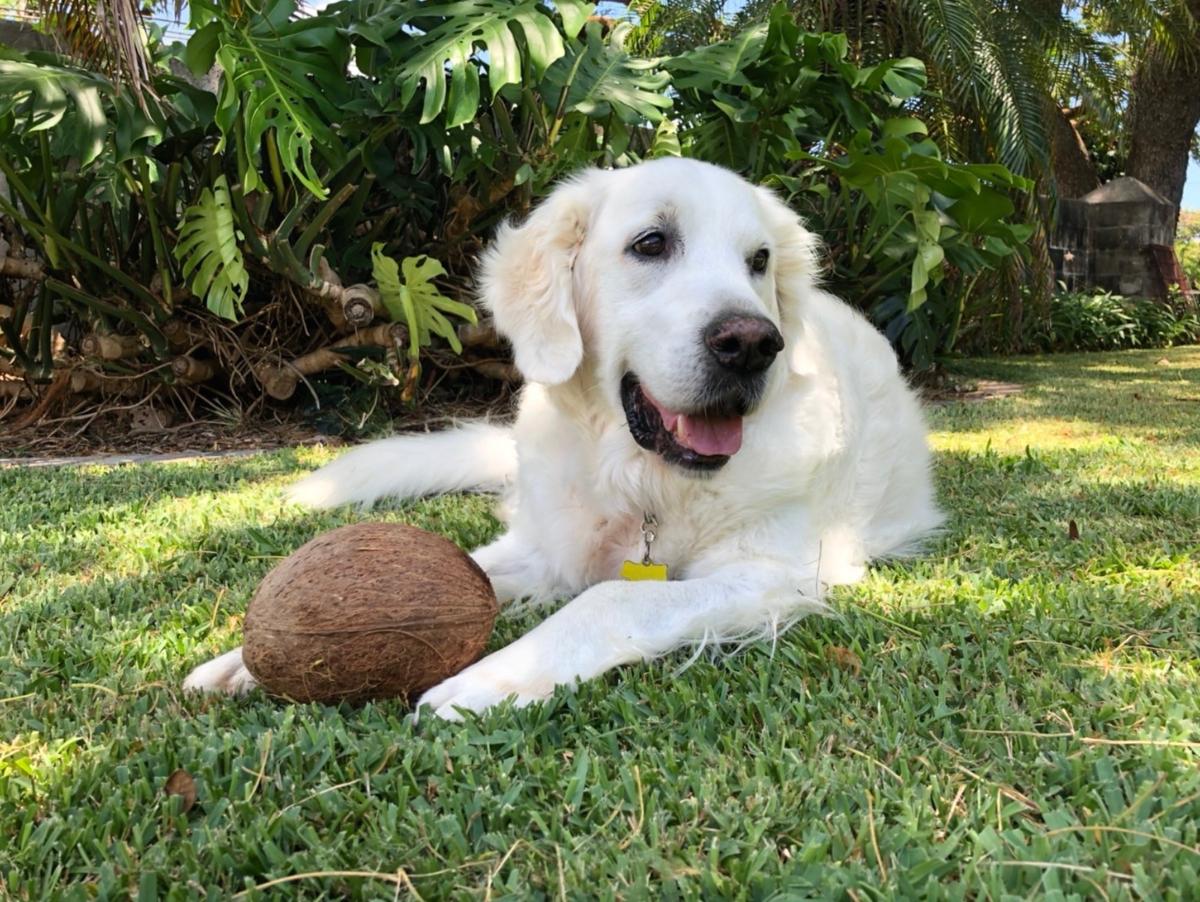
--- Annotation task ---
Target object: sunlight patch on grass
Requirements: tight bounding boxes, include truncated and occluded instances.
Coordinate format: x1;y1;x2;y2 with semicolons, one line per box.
930;417;1130;454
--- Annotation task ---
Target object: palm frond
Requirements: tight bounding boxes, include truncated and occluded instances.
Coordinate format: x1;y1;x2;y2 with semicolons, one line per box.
32;0;158;106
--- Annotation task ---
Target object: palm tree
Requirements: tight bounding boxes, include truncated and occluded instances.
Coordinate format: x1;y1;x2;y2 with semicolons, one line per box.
15;0;166;105
1104;0;1200;217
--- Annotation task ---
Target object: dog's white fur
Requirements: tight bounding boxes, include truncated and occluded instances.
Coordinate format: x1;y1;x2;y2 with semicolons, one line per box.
184;159;942;718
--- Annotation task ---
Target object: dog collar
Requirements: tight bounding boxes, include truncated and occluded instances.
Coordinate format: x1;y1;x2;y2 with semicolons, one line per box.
620;512;668;581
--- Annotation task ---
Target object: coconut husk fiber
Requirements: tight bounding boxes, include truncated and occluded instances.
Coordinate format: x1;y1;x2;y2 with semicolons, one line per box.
243;522;497;704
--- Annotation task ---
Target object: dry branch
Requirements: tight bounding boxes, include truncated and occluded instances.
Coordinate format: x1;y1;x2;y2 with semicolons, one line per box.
341;288;381;327
457;321;501;349
307;280;382;328
0;257;44;281
0;236;45;283
162;318;207;352
171;355;219;384
70;369;145;397
80;332;145;361
0;379;31;400
0;305;34;351
11;369;69;429
305;258;382;329
258;323;407;400
469;360;520;383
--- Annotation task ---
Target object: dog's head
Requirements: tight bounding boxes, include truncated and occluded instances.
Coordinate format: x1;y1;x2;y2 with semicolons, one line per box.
480;158;820;473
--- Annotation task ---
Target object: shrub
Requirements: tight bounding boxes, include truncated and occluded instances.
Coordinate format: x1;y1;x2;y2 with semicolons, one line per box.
0;0;1033;429
1021;288;1200;352
1177;211;1200;288
665;6;1033;370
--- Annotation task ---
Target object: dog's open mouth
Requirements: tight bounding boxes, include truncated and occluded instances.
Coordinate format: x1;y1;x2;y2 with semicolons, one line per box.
620;373;744;471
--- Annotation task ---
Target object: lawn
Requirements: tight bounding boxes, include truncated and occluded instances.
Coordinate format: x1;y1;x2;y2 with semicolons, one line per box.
2;347;1199;899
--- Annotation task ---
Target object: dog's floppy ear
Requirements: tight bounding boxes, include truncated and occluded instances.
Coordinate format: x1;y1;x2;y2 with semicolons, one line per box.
479;172;602;385
756;186;824;375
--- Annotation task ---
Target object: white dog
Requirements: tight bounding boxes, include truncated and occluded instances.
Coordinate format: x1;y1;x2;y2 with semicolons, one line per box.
184;158;942;718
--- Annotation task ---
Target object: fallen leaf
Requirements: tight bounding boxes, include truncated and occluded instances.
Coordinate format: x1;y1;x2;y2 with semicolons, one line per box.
824;646;862;676
1068;519;1080;541
164;769;197;813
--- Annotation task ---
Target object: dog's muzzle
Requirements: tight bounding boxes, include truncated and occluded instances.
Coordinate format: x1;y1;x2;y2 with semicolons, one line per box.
620;316;782;472
620;373;752;472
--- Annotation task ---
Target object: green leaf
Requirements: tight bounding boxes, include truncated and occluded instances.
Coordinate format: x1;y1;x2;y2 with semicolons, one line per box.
947;188;1015;232
650;119;682;158
870;57;927;99
175;176;249;321
881;117;929;139
371;246;476;361
185;21;222;76
0;56;110;165
371;245;410;341
113;93;165;161
913;209;942;244
543;23;672;124
665;22;768;91
556;0;595;38
909;242;945;311
211;5;349;198
368;0;568;128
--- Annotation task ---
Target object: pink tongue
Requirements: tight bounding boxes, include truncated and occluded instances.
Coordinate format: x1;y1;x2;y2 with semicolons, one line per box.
677;413;743;456
644;388;743;457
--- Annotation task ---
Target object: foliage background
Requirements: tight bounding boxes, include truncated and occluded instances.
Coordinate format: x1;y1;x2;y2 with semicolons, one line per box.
1;0;1037;433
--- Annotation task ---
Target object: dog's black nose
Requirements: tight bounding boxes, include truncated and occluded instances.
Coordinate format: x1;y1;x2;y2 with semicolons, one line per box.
704;315;784;375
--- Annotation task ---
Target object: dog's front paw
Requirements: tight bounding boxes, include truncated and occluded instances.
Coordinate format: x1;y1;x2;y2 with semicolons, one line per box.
416;648;557;721
183;647;259;696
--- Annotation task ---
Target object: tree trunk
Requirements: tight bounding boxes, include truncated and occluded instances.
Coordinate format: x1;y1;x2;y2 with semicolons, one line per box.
1126;7;1200;238
1048;104;1100;199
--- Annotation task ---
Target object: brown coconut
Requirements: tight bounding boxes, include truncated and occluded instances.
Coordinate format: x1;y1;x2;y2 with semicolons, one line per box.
242;522;497;704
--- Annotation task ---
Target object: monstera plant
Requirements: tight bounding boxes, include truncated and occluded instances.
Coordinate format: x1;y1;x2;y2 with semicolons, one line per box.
0;0;1031;430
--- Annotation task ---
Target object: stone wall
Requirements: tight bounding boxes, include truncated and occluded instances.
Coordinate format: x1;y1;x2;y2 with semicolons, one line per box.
1050;177;1181;298
0;19;55;52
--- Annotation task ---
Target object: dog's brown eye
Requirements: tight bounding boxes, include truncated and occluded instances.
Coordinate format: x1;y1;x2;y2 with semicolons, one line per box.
751;248;770;274
631;231;667;257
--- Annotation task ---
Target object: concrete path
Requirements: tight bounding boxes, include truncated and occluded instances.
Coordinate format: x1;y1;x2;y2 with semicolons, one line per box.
0;447;292;469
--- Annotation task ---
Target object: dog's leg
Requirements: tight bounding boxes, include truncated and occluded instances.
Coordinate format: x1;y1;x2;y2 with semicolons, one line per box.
182;647;258;696
416;563;824;720
470;532;569;606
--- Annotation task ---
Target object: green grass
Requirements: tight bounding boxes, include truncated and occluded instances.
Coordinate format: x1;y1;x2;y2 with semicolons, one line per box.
2;347;1199;900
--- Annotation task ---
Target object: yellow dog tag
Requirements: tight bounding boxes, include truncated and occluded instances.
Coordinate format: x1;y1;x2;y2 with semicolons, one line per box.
621;560;668;581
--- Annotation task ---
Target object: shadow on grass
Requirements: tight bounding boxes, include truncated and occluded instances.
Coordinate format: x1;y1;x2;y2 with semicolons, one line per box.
937;346;1200;444
0;449;313;532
